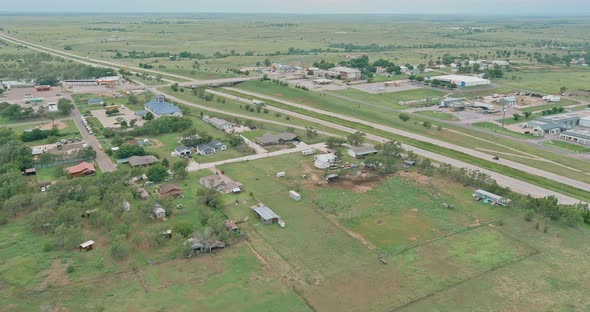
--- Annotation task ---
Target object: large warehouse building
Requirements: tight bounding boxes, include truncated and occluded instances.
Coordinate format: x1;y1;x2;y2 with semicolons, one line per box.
430;75;491;87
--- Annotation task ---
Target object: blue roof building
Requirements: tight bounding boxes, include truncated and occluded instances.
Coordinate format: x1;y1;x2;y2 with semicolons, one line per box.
144;95;183;118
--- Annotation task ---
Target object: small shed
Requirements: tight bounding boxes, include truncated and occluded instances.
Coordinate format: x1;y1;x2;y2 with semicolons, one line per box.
24;168;37;176
251;204;280;224
185;238;206;255
153;204;167;220
325;174;339;182
208;241;226;251
138;188;150;200
289;190;301;201
404;160;417;168
161;230;172;239
225;220;240;232
276;171;286;178
79;240;95;251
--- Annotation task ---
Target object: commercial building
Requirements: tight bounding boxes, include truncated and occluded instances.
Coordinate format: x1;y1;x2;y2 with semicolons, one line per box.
330;67;362;80
503;96;517;107
430;75;491;87
144;95;183;118
560;129;590;146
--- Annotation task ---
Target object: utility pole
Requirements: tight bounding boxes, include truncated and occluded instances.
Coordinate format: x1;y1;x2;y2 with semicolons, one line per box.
501;99;507;128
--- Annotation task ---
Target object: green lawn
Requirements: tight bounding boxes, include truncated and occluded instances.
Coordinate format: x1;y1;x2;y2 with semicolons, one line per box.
496;67;590;95
329;87;446;110
543;140;590;153
472;122;534;139
415;110;459;121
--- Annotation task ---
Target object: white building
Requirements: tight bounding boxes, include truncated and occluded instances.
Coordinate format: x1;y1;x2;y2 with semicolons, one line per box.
314;153;338;169
430;75;491;87
560;129;590;146
542;95;561;102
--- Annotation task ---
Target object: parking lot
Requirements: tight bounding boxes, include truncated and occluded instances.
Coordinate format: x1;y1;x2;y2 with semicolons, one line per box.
92;106;144;129
1;86;64;107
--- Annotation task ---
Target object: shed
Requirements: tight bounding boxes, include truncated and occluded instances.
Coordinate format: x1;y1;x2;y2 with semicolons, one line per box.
79;240;95;251
161;230;172;239
225;220;240;232
128;155;159;167
289;190;301;201
348;145;378;159
325;174;339;182
473;189;511;206
208;241;226;251
159;183;183;197
24;168;37;176
251;204;280;224
404;160;417;168
153;204;167;220
138;188;150;200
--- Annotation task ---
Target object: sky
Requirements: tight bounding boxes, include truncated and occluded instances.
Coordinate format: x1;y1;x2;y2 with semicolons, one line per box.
1;0;589;15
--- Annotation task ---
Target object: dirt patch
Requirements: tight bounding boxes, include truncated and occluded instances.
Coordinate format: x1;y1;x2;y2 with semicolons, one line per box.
148;138;164;148
328;175;380;193
411;208;419;213
36;259;71;291
39;121;68;131
327;215;377;251
398;171;431;185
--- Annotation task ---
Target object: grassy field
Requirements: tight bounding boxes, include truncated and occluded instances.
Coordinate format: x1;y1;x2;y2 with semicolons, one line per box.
328;88;446;110
497;67;590;95
415;110;459;121
215;153;590;311
543;140;590;154
472;122;534;139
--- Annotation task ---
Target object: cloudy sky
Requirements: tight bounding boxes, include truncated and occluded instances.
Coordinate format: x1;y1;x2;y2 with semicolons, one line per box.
1;0;589;15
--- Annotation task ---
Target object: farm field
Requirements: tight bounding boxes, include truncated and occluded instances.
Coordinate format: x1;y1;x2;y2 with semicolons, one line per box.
216;153;590;311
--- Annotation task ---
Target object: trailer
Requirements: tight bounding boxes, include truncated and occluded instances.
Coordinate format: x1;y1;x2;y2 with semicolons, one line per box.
472;189;510;206
301;148;316;156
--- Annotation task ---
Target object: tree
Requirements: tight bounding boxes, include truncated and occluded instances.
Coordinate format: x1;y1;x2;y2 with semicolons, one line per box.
513;113;522;121
147;164;169;182
399;113;410;122
144;112;154;120
305;127;318;138
161;157;170;168
560;86;567;94
524;111;532;119
263;58;272;67
423;121;432;128
110;235;130;260
172;160;189;180
57;98;74;115
228;135;243;147
325;137;346;149
347;131;366;147
128;94;138;105
171;83;179;92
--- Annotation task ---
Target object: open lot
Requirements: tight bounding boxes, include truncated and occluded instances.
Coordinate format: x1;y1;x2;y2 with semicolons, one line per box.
216;153;589;312
350;80;422;94
92;106;144;128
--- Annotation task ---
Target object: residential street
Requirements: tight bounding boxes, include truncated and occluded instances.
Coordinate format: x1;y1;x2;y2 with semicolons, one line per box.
71;108;117;172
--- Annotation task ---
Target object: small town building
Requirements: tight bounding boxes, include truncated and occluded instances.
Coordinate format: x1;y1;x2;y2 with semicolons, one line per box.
205;116;232;131
429;75;491;87
251;204;281;224
173;145;192;158
208;241;226;251
87;98;105;105
348;145;378;159
329;67;362;80
23;168;37;176
144;95;183;118
560;129;590;146
128;155;159;167
66;162;96;177
314;153;338;169
196;140;227;155
473;189;511;206
289;190;301;201
542;95;561;102
255;132;298;146
159;183;184;197
439;98;464;108
225;220;240;232
503;96;517;107
185;238;206;254
79;240;95;251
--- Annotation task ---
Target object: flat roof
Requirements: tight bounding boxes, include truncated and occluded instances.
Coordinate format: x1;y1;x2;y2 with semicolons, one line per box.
433;75;490;83
252;205;280;221
80;240;95;248
562;129;590;140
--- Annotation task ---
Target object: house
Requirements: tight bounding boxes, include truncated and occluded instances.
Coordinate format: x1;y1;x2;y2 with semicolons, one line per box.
225;220;240;232
128;155;159;167
314;153;338;169
173;145;192;158
196;140;227;155
255;132;298;146
87;98;105;105
153;204;167;220
503;96;517;107
138;188;150;200
200;174;243;194
159;183;184;197
348;145;378;159
205;116;232;131
473;189;511;206
79;240;95;251
66;161;96;177
251;204;281;224
289;190;301;201
144;95;183;118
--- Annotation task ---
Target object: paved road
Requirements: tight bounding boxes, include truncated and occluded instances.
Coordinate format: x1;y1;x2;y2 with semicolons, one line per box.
219;88;588;205
188;142;327;171
71;108;117;172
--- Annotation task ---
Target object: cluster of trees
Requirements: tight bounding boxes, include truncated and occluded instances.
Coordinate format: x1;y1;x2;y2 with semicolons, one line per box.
131;116;192;136
21;126;60;142
0;102;40;121
313;59;336;70
541;106;565;116
113;144;147;159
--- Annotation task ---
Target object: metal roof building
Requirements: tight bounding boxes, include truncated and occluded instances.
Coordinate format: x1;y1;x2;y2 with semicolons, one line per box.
251;204;280;224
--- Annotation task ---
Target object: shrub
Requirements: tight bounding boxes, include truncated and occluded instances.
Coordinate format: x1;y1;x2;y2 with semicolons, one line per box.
524;210;534;221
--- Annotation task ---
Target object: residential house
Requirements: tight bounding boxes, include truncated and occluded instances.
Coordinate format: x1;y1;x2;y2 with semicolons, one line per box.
200;174;243;194
196;140;227;155
159;183;184;197
128;155;159;167
205;116;232;131
173;145;192;158
153;204;167;220
144;95;183;118
66;162;96;177
255;132;298;146
314;153;338;169
348;145;378;159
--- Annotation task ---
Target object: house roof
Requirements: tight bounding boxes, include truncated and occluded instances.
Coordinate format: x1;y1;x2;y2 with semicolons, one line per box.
255;132;298;145
159;183;183;196
197;140;226;151
252;205;280;221
349;145;377;156
66;162;96;175
315;153;337;162
562;129;590;140
175;145;191;153
225;220;239;231
138;188;150;199
145;99;182;115
128;155;159;167
208;117;231;128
